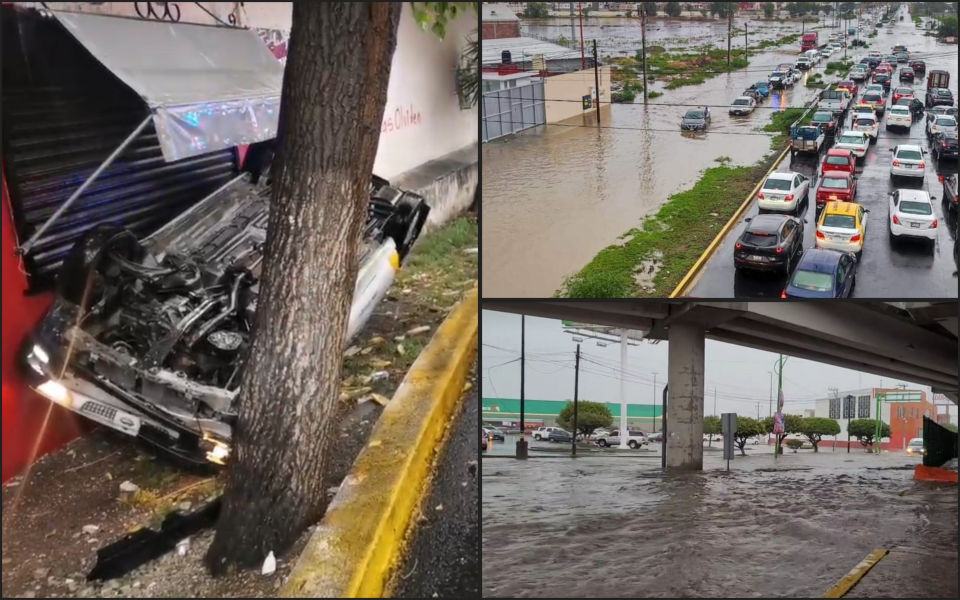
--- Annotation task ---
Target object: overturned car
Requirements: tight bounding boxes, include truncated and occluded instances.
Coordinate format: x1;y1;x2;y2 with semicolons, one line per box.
22;172;429;467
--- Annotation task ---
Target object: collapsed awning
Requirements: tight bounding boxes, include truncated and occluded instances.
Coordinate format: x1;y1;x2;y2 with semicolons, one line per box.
53;10;284;162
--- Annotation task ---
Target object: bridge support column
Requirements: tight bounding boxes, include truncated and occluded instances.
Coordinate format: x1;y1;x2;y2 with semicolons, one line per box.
666;322;705;470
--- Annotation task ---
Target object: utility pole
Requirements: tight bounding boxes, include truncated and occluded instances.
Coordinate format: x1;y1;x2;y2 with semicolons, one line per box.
744;21;749;59
579;2;585;70
517;315;528;459
572;344;581;456
640;3;648;104
846;394;854;453
727;8;732;67
713;387;717;416
652;372;657;432
593;39;601;125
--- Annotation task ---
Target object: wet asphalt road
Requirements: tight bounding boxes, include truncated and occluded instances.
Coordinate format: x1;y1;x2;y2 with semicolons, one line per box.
392;384;479;598
482;449;958;598
690;20;960;298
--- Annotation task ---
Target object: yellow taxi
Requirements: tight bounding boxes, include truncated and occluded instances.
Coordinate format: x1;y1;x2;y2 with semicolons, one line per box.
815;201;867;257
851;102;878;120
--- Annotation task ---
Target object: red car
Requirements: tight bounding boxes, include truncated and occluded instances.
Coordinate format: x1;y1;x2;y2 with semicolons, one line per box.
837;80;857;96
821;148;857;175
891;87;915;104
816;173;857;207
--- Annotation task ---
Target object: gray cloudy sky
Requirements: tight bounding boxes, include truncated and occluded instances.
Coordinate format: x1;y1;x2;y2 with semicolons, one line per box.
482;310;932;419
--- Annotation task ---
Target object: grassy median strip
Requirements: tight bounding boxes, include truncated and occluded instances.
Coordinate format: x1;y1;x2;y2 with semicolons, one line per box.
559;108;806;298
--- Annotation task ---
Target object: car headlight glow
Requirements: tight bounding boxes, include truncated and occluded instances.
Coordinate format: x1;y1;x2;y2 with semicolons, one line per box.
202;433;231;465
37;380;71;407
389;250;400;271
32;344;49;364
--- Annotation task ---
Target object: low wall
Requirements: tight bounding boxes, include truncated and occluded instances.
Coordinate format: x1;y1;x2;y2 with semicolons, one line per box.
544;66;612;124
392;144;478;230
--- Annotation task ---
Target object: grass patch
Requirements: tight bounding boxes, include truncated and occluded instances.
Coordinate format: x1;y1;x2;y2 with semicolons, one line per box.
648;90;663;99
824;59;854;75
612;47;749;92
559;109;803;298
395;214;477;311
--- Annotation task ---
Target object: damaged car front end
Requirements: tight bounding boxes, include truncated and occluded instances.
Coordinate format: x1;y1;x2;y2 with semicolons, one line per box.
22;173;429;467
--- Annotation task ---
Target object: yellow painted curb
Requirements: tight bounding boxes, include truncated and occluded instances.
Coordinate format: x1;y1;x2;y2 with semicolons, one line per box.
280;285;478;598
823;549;889;598
669;144;791;297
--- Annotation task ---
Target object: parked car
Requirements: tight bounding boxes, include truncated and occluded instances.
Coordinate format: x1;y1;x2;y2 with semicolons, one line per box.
889;144;927;181
931;132;959;162
891;87;915;104
852;113;880;141
483;427;506;441
926;115;958;139
734;214;804;274
816;201;868;257
532;426;564;441
594;429;648;449
898;67;915;83
889;189;938;247
925;87;954;108
816;173;858;209
547;429;573;443
906;437;926;456
781;249;857;298
729;96;757;115
648;432;664;443
757;171;810;213
833;130;870;159
941;173;958;213
821;148;857;175
886;105;913;131
20;173;430;466
809;110;838;136
681;107;712;131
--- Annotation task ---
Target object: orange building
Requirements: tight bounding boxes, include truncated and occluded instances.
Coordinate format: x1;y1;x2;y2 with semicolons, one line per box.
888;395;936;451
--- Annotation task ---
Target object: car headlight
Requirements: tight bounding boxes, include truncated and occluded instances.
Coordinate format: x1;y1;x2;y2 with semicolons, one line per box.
201;433;231;465
33;344;49;364
37;380;71;408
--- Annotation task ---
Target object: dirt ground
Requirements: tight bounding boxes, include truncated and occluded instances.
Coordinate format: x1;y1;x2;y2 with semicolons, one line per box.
1;215;478;598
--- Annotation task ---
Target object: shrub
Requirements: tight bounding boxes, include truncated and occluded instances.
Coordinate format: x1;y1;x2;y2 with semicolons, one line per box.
786;439;804;451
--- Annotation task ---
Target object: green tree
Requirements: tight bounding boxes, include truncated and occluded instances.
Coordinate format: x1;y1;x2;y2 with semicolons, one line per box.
733;416;765;456
848;419;891;451
761;413;804;451
785;439;804;452
799;417;841;452
710;2;739;18
665;2;682;17
556;400;614;438
703;415;722;447
937;14;958;38
642;2;659;17
763;2;775;18
522;2;550;19
412;2;476;37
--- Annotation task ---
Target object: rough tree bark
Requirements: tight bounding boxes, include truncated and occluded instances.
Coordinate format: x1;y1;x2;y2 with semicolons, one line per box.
204;2;401;573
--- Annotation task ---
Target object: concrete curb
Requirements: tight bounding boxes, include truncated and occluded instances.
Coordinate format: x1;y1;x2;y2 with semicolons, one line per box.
823;548;888;597
280;285;478;598
669;144;792;297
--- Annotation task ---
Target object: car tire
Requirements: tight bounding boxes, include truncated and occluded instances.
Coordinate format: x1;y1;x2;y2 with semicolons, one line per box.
629;440;638;449
598;439;608;447
534;434;541;441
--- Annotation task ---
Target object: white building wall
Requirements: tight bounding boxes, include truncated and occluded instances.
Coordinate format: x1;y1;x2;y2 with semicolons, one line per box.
35;2;478;179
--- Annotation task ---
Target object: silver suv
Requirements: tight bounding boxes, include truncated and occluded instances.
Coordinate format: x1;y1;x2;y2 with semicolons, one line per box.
595;430;649;448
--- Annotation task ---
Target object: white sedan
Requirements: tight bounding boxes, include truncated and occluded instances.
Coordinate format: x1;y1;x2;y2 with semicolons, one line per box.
729;96;757;115
890;144;926;180
927;115;958;138
889;189;938;245
852;114;880;141
834;130;870;158
757;171;810;213
886;105;913;130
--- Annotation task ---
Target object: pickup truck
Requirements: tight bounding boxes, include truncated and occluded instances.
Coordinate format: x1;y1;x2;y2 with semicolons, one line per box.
789;124;826;156
594;430;649;449
819;89;850;116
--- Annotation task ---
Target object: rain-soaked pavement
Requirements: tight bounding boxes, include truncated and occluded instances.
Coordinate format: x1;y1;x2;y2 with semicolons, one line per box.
482;13;959;298
691;19;960;298
482;447;959;598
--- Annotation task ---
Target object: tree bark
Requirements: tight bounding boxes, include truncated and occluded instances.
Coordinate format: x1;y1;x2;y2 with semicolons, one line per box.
205;2;401;573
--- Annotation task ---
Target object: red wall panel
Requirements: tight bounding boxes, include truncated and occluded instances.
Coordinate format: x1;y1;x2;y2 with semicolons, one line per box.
2;168;84;482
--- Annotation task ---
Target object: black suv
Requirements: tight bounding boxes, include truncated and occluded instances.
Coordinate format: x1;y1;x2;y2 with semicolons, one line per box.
925;87;954;108
734;214;805;274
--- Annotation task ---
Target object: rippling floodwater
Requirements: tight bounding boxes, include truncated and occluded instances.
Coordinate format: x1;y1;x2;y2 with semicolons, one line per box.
482;450;959;598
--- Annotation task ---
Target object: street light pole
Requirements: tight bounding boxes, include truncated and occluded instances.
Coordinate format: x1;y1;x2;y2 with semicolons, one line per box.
517;315;528;459
652;371;658;433
846;394;854;453
618;330;628;449
572;344;581;457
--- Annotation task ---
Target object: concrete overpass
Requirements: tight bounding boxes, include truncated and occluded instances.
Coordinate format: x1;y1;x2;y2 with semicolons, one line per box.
483;301;958;470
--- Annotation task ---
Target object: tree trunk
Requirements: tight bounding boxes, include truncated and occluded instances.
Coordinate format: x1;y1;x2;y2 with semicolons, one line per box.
205;2;401;573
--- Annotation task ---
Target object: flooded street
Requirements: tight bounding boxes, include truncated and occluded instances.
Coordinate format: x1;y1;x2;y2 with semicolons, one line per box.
482;449;959;598
482;18;824;297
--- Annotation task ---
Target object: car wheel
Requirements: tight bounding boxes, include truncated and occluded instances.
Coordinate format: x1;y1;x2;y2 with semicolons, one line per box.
534;434;541;441
598;439;607;447
629;440;638;449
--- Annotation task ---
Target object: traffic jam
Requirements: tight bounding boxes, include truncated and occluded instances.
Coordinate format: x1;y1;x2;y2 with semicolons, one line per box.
690;10;958;299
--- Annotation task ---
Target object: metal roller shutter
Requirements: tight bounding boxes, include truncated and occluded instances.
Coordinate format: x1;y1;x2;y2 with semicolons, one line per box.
2;7;238;292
